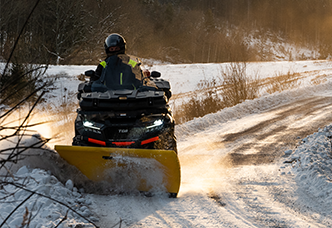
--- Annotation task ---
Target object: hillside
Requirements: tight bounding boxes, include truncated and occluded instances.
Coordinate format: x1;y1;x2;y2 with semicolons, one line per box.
1;0;332;65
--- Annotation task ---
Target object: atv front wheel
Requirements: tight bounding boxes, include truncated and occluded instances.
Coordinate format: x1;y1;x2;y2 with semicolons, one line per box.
154;127;177;153
169;193;177;198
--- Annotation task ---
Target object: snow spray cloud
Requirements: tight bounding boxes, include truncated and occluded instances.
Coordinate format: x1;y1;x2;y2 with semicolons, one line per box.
0;109;52;169
178;140;232;196
102;156;167;195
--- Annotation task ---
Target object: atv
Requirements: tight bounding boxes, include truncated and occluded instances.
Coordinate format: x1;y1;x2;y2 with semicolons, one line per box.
72;70;176;152
55;67;180;197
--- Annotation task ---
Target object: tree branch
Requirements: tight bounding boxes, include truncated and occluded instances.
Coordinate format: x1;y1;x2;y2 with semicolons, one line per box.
0;192;35;228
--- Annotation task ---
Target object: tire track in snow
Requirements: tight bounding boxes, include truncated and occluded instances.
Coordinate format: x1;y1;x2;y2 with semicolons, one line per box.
177;91;332;227
219;165;330;227
221;96;332;166
88;83;332;227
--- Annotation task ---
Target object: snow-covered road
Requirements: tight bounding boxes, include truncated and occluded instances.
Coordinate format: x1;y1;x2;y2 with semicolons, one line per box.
1;61;332;227
88;82;332;227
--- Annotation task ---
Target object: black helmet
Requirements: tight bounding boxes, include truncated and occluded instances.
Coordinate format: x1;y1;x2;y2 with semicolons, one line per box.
104;33;126;55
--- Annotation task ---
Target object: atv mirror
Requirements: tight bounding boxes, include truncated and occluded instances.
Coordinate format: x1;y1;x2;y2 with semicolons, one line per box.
150;71;161;78
84;70;95;77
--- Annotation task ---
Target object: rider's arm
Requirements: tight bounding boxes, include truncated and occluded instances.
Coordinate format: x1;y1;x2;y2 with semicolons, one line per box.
90;62;104;82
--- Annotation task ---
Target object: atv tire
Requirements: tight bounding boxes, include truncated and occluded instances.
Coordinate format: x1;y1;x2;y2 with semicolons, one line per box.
154;127;177;153
169;193;177;198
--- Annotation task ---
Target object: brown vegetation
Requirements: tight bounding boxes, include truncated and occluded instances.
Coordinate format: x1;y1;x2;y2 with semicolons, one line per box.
2;1;332;64
173;62;260;123
172;62;323;124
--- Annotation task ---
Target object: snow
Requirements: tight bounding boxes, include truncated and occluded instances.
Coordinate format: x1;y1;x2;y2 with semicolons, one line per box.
0;166;97;227
286;125;332;200
0;60;332;227
32;60;332;96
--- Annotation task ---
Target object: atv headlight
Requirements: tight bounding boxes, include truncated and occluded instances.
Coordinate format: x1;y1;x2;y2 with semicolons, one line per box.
146;119;163;129
145;119;164;132
83;120;104;134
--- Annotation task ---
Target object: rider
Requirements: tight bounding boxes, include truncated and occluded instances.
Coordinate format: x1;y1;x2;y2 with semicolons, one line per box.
91;33;151;90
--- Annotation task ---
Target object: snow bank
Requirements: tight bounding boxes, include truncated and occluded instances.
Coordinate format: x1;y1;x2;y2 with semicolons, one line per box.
176;81;332;137
0;166;98;227
283;124;332;201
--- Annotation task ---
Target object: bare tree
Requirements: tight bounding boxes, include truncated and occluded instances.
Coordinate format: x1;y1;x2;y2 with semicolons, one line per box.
39;0;88;64
0;2;99;226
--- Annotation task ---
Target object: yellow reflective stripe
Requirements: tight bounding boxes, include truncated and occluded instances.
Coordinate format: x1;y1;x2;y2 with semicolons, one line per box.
100;61;107;68
128;59;137;68
120;73;123;85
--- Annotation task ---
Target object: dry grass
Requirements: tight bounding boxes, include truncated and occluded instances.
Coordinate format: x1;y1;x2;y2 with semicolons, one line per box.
173;62;260;124
311;74;328;85
172;63;329;125
265;71;302;94
220;63;260;107
173;90;225;124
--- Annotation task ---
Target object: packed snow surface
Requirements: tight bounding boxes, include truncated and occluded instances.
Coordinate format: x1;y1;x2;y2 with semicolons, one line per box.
0;60;332;227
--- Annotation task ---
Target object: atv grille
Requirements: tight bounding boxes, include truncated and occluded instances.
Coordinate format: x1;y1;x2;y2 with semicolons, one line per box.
104;127;134;140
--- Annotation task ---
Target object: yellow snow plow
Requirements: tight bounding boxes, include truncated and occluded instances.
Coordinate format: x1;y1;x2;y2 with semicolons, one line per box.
55;145;181;197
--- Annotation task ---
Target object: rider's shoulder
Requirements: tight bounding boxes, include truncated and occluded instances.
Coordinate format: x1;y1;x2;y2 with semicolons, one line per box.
117;54;139;62
118;54;141;68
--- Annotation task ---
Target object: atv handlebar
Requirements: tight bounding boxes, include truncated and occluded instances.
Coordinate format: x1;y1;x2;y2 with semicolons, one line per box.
85;70;95;77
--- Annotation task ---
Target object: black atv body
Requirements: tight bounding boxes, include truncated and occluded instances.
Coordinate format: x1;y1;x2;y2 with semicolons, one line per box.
72;70;177;152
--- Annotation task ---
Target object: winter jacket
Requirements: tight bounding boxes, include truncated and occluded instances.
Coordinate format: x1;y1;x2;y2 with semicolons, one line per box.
91;54;143;90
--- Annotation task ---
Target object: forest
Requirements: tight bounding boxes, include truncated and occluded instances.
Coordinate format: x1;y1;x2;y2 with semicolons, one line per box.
1;0;332;65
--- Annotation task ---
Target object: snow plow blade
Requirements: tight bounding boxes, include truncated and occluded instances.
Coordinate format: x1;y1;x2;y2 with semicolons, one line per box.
54;145;180;196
